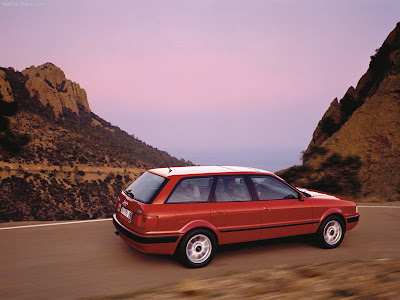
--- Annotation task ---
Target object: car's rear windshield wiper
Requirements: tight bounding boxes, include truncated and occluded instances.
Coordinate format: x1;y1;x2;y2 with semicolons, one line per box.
124;189;135;199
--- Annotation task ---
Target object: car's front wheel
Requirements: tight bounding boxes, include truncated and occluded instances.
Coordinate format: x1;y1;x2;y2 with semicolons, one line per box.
176;229;217;268
317;216;345;249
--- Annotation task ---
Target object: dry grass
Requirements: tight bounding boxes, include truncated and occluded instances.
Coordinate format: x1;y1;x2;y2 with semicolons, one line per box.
0;161;144;182
82;258;400;300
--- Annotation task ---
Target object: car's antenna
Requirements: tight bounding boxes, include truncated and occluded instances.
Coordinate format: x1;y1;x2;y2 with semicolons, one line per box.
156;148;172;172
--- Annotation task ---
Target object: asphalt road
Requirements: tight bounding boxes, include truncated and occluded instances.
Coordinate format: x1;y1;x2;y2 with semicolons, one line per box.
0;206;399;300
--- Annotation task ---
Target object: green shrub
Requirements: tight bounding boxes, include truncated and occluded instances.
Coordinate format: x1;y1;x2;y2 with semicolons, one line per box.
276;165;311;185
302;146;328;161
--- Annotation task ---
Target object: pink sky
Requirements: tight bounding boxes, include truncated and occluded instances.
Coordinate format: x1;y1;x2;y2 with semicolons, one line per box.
1;0;399;171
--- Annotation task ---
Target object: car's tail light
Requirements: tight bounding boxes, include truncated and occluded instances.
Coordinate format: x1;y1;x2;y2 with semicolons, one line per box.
115;198;121;212
137;215;158;229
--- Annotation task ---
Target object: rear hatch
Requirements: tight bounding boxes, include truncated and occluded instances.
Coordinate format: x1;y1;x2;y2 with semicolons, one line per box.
115;171;168;233
116;191;147;232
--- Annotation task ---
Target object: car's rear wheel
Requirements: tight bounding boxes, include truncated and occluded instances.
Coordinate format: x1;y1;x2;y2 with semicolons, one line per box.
317;216;345;249
176;229;217;268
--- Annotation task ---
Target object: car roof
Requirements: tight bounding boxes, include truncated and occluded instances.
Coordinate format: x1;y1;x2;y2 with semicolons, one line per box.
148;165;274;178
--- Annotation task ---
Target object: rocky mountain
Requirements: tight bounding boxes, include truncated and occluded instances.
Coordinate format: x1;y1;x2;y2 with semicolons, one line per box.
0;63;192;222
277;22;400;202
22;63;90;115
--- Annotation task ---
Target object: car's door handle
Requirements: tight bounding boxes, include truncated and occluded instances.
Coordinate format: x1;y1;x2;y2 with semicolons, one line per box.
217;210;225;214
263;207;271;211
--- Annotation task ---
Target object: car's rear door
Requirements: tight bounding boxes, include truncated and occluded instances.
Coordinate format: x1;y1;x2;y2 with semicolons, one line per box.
210;175;261;244
249;175;315;240
159;176;214;233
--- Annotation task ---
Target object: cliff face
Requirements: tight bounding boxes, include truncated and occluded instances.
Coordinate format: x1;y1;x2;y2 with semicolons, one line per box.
305;23;400;157
278;22;400;202
22;63;90;115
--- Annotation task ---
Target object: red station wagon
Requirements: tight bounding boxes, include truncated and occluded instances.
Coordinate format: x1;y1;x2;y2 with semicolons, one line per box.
113;166;360;268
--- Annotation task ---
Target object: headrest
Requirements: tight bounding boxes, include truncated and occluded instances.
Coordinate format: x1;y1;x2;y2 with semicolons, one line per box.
185;184;200;199
192;185;200;198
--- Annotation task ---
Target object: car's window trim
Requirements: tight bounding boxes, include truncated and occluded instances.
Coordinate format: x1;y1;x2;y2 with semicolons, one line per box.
244;175;259;201
210;174;256;203
165;175;215;204
247;174;300;201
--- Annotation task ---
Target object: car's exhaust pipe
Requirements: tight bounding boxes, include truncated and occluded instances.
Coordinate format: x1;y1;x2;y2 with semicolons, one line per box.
114;231;119;236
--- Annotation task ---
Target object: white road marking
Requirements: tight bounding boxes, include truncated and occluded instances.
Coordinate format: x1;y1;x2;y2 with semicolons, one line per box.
0;218;112;230
0;205;399;230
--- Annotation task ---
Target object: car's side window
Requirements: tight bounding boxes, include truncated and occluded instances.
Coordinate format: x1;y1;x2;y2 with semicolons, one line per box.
250;175;299;200
214;176;252;202
166;177;213;203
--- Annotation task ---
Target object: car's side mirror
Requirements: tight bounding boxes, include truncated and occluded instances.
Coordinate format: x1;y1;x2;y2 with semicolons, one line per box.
298;192;305;201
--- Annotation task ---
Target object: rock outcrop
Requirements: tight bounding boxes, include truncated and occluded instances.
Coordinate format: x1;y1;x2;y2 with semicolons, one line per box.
279;22;400;201
308;97;341;147
22;63;90;115
0;70;14;103
304;23;400;159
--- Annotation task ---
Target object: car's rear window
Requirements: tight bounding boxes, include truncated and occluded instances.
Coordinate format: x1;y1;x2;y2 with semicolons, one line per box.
124;172;167;203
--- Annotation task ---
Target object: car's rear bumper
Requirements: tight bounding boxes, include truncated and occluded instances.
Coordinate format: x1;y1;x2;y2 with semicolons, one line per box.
346;213;360;231
112;214;179;255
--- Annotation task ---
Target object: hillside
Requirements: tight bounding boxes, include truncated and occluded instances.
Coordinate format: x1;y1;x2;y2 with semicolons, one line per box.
0;63;192;222
277;22;400;202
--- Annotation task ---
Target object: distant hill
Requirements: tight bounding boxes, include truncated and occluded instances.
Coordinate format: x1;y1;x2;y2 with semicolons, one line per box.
277;22;400;202
0;63;192;222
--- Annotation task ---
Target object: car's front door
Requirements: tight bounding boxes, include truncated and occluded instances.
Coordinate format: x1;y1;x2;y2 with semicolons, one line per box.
249;175;315;240
210;175;261;244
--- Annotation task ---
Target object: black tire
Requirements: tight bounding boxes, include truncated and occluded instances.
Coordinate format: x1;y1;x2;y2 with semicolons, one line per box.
176;229;217;268
316;215;345;249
